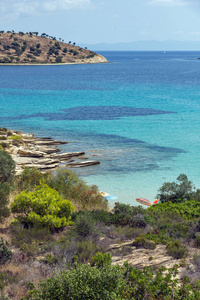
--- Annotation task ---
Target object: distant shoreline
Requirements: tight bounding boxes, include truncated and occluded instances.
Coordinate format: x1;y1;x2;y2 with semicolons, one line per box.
0;61;109;66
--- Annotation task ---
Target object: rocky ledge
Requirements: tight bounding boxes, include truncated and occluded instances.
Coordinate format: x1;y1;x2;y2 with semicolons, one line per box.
0;128;100;174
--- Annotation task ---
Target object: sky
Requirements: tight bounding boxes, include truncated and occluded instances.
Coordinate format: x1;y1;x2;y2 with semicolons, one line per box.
1;0;200;45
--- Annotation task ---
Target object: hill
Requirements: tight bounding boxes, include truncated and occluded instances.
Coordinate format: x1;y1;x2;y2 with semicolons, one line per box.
0;31;107;64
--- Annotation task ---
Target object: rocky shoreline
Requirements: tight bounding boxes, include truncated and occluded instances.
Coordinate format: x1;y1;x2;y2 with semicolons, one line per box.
0;128;100;174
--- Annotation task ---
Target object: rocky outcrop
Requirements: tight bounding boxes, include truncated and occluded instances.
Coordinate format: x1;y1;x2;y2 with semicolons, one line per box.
67;160;100;167
0;128;100;174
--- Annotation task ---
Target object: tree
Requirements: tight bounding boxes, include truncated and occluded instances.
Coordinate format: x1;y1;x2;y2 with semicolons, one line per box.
11;184;74;230
157;174;194;203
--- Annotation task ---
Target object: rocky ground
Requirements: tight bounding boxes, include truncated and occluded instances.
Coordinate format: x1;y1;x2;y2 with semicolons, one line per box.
0;128;100;174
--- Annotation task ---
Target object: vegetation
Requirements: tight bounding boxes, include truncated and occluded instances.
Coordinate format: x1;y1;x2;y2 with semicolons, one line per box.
1;143;200;299
27;262;200;300
0;238;12;265
11;184;74;230
157;174;195;202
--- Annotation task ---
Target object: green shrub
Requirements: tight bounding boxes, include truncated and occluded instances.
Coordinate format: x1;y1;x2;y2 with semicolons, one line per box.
0;238;12;264
11;184;74;230
0;183;10;223
76;240;99;263
0;137;6;140
147;200;200;220
91;252;112;268
157;174;194;203
0;150;15;183
28;263;124;300
166;240;188;259
27;263;200;299
132;237;156;250
8;134;21;140
17;167;49;192
74;214;95;237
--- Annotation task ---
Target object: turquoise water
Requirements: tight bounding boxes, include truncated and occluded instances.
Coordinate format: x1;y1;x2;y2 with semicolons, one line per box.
1;51;200;206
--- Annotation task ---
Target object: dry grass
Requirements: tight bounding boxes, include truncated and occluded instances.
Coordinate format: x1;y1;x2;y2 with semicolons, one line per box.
0;32;105;64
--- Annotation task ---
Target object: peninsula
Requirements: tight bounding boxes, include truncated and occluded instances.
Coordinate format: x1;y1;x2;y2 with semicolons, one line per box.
0;31;107;64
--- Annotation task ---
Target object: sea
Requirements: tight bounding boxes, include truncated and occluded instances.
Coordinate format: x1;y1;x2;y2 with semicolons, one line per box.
0;51;200;206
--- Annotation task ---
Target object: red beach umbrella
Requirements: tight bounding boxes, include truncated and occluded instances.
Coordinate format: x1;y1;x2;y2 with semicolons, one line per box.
153;199;161;205
136;197;151;207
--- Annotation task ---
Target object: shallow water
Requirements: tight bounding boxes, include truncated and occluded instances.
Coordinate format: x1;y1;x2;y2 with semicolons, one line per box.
1;51;200;206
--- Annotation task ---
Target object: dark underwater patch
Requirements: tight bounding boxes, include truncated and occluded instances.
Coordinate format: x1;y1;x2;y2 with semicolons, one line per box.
4;106;176;121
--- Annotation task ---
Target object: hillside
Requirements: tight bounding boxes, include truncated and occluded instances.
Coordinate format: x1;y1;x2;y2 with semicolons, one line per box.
0;31;107;64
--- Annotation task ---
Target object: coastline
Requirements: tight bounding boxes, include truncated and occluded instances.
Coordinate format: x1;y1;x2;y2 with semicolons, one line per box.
0;128;100;175
0;61;109;66
0;54;108;66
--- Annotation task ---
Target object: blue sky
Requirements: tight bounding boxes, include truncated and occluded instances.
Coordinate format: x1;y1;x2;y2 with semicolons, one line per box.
1;0;200;45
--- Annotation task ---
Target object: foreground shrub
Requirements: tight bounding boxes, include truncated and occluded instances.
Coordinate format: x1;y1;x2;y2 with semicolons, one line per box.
28;263;124;300
11;184;74;230
27;263;200;299
166;240;188;259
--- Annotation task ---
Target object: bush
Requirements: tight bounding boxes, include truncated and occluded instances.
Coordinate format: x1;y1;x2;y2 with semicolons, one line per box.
17;167;49;192
0;238;12;265
0;183;11;222
47;168;108;210
11;184;74;230
166;240;188;259
111;202;147;227
91;252;112;268
0;151;15;183
74;214;95;237
157;174;194;203
8;134;21;140
27;263;200;299
132;237;156;250
28;263;124;300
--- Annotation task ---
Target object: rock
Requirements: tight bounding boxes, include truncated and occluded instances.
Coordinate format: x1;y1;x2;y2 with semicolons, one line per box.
18;149;44;157
67;160;100;167
32;158;60;165
25;163;60;170
34;140;68;146
50;152;85;160
37;146;60;154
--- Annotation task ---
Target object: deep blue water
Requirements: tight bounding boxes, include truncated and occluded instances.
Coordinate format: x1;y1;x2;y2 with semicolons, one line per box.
1;51;200;205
